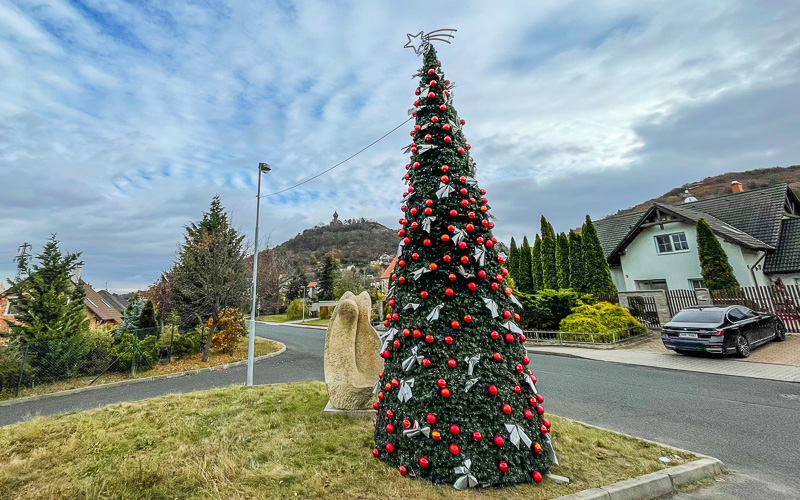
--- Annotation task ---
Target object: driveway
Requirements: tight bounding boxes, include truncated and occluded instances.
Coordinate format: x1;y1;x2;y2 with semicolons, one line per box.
0;322;325;427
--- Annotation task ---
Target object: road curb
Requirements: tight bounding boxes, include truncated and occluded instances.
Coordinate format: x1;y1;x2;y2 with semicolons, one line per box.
554;421;724;500
0;341;287;408
255;320;328;330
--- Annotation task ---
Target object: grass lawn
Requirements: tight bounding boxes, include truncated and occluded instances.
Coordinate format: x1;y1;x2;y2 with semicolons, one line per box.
0;381;695;499
2;337;281;402
301;318;330;327
256;314;294;322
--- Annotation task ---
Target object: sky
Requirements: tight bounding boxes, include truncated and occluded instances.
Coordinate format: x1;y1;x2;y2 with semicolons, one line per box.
2;1;800;292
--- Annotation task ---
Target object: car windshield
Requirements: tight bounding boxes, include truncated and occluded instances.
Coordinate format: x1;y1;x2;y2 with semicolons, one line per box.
671;309;725;324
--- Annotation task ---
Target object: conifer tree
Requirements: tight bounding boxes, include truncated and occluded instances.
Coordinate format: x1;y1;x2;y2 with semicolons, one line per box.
581;215;617;296
121;293;143;334
696;219;740;290
317;253;339;301
531;235;543;290
374;45;553;489
507;237;520;286
555;233;570;289
139;299;158;334
516;236;534;293
285;263;308;301
568;231;584;292
540;217;558;289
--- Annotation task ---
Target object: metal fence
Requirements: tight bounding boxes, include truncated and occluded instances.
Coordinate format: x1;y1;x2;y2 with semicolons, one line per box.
665;284;800;333
523;326;649;346
626;295;662;328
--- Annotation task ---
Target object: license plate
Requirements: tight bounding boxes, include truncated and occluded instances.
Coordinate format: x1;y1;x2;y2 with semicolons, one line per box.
678;333;698;339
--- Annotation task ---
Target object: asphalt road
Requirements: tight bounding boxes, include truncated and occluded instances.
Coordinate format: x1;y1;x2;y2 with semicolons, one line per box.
0;323;325;427
2;323;798;498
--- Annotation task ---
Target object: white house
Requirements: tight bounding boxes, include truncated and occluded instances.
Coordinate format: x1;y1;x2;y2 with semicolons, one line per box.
594;183;800;292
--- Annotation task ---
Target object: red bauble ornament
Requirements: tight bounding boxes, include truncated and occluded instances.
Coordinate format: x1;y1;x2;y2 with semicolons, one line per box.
514;313;521;321
431;115;439;122
499;461;509;473
411;252;419;260
412;329;420;338
502;404;512;414
427;68;435;75
503;310;512;319
441;387;451;398
463;314;473;323
494;436;505;447
437;378;447;387
445;288;454;296
461;256;470;264
427;92;435;98
386;443;394;453
534;442;543;454
391;378;399;388
425;334;434;343
524;409;534;419
415;88;421;95
533;471;543;483
460;199;469;207
458;241;468;249
398;276;406;284
403;418;411;428
449;273;457;281
449;209;458;217
440;175;449;182
516;363;524;373
372;448;379;457
393;339;400;349
398;229;405;237
391;313;399;321
476;237;484;244
378;391;384;400
451;320;460;329
466;223;474;231
398;260;405;267
492;352;502;362
381;350;390;359
432;430;442;441
419;457;429;468
440;104;447;110
467;282;477;291
428;263;437;271
444;135;452;143
473;431;483;441
457;146;465;154
447;224;455;232
522;356;530;365
491;282;499;290
490;330;500;340
537;394;544;403
443;254;452;262
449;443;460;455
386;423;394;433
373;401;380;410
488;384;498;395
399;465;407;476
537;405;545;415
544;419;551;428
422;358;431;367
423;238;431;246
441;164;449;171
450;424;460;435
403;237;410;244
429;79;437;86
424;134;432;141
420;291;429;299
427;413;436;424
444;335;453;344
460;118;466;125
505;333;514;343
514;385;522;394
447;358;457;368
424;207;432;215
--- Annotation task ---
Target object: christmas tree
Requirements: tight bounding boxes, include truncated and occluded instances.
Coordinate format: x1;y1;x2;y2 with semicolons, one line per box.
372;40;555;489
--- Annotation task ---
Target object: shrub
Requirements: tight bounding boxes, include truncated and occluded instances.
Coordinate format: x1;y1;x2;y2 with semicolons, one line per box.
208;308;247;355
171;328;203;359
111;333;159;371
319;306;332;320
518;289;595;330
79;329;114;375
559;302;646;341
286;299;309;320
0;345;23;394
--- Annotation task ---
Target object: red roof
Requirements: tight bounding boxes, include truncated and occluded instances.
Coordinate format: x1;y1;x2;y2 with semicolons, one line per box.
379;257;398;280
307;281;317;287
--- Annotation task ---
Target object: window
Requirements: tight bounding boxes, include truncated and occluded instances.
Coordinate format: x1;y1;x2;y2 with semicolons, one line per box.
726;308;747;322
655;232;690;254
636;279;668;291
688;278;705;289
4;296;20;316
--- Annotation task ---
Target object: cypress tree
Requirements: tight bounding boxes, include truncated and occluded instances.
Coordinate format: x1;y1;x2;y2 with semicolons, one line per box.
531;235;543;290
507;237;520;286
317;253;339;301
139;299;158;334
517;236;534;293
568;231;584;292
555;232;570;289
375;45;553;487
582;215;617;296
696;219;740;290
540;216;557;290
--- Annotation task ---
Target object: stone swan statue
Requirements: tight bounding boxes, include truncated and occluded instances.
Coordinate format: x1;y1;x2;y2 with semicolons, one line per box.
324;291;384;410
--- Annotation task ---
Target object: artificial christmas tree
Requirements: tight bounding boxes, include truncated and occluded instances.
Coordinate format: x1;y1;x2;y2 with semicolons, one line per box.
373;39;555;489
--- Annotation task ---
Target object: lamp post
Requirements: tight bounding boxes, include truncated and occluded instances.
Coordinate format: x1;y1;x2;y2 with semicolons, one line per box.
248;162;271;387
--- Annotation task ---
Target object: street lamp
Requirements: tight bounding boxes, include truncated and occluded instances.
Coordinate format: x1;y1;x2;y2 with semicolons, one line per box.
248;162;271;386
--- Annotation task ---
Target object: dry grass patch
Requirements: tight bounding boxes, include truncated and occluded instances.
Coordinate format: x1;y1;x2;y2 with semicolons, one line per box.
0;381;695;499
3;337;281;402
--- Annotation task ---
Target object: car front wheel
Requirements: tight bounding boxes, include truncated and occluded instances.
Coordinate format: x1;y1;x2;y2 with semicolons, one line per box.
773;322;787;342
736;334;751;358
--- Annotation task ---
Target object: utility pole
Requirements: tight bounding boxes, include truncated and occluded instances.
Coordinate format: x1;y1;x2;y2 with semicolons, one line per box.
13;243;32;282
248;162;271;387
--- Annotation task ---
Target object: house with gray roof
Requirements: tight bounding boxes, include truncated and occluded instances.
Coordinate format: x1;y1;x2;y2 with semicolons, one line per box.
594;182;800;292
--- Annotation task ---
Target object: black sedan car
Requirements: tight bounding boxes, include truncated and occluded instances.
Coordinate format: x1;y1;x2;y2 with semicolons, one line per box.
661;305;786;357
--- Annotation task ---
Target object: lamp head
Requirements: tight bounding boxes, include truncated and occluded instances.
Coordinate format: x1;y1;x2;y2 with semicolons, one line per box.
258;162;272;173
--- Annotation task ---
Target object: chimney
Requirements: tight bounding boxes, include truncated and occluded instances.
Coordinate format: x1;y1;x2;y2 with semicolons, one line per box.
70;265;83;285
731;181;744;194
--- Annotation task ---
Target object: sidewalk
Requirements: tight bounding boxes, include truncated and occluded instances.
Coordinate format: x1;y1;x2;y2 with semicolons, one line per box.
527;346;800;383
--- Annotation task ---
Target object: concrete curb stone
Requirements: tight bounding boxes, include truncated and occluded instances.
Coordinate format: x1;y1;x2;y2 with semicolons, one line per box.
0;341;287;408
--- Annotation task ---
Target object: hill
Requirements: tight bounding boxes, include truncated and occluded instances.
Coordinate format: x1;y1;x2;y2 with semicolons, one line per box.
273;216;396;267
614;165;800;215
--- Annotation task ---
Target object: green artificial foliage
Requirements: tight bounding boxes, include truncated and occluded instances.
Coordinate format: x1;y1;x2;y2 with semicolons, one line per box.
316;253;339;301
138;299;158;335
516;236;534;293
374;47;553;488
507;237;520;286
6;235;89;343
540;217;558;290
568;231;584;292
531;235;543;290
555;233;570;289
696;219;740;290
581;216;617;296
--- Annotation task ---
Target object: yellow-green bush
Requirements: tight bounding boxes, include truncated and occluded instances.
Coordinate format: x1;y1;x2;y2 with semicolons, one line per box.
286;299;309;320
319;306;332;320
559;302;646;342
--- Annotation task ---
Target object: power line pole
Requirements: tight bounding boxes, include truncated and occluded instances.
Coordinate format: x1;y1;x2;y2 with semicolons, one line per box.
13;243;32;282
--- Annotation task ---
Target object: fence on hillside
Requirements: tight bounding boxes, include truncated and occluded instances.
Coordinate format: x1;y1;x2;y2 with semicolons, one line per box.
665;284;800;332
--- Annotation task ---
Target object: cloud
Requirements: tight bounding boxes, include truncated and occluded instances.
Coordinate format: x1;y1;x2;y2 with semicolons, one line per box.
1;0;800;291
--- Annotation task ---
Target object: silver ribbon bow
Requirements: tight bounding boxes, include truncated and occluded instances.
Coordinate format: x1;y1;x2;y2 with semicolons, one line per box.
482;298;499;318
387;285;396;299
412;266;432;281
453;459;479;490
403;302;420;311
402;346;425;372
407;106;422;116
372;379;382;394
396;240;405;257
457;265;475;279
505;423;533;450
426;304;443;321
403;420;431;439
397;378;415;402
465;354;480;375
464;176;478;187
473;246;486;266
502;320;523;334
545;433;559;465
380;328;397;352
447;119;462;133
422;216;436;234
416;143;438;154
464;377;479;392
436;182;454;199
525;373;538;395
509;293;523;309
468;157;477;176
452;228;467;245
